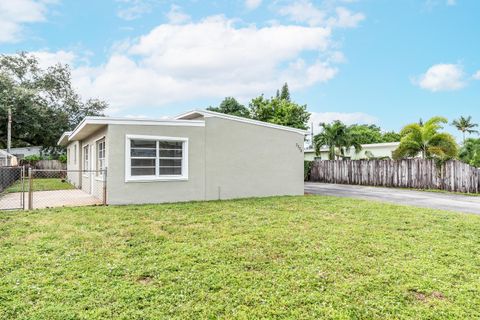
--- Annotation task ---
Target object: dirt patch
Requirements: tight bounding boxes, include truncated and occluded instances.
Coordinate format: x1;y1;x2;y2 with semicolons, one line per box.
410;289;446;303
137;275;153;285
431;291;446;300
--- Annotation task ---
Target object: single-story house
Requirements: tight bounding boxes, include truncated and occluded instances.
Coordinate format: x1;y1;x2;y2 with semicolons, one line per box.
0;150;18;167
8;146;42;160
58;109;306;205
304;142;400;161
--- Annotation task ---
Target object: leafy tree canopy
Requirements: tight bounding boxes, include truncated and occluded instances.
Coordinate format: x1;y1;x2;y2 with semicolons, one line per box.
210;83;310;130
207;97;250;118
249;94;310;130
0;52;107;155
348;124;383;144
381;131;401;143
459;138;480;167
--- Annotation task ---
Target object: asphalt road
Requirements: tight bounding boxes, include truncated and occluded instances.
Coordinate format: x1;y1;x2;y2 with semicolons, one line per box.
305;182;480;215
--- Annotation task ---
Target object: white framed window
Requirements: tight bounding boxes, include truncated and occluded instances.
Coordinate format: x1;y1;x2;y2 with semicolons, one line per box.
125;135;188;182
96;138;106;177
83;145;89;175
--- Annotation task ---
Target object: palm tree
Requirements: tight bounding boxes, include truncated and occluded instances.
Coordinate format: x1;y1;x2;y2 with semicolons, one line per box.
313;121;362;160
393;116;458;160
451;116;478;143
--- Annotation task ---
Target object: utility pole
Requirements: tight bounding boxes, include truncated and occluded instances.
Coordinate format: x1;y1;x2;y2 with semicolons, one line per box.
7;106;11;166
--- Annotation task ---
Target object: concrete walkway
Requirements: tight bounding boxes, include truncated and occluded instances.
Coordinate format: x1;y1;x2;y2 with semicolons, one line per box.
0;189;101;210
305;182;480;215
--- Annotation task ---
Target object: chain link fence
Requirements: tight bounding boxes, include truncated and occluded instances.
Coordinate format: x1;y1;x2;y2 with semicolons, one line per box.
0;167;107;210
26;169;106;209
0;166;26;210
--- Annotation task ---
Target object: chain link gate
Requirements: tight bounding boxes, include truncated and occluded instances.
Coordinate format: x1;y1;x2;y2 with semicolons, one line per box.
0;166;26;210
27;169;106;210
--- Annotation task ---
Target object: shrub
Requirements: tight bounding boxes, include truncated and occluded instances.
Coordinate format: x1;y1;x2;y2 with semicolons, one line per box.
23;155;43;163
58;154;67;164
304;161;313;181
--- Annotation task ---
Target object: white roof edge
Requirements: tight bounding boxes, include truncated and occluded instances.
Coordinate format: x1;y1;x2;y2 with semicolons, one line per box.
57;131;72;146
304;141;400;152
175;109;308;135
67;117;205;142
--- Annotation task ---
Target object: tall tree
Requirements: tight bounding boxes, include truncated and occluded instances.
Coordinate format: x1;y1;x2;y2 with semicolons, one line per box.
207;97;250;118
207;83;310;130
381;131;401;143
0;52;107;154
249;94;310;130
279;83;290;101
393;116;458;160
451;116;478;143
348;124;383;144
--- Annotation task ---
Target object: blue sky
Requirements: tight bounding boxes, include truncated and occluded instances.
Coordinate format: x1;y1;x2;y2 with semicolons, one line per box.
1;0;479;137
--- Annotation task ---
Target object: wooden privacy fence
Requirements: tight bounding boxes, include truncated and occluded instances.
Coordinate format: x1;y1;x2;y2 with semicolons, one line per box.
309;159;480;193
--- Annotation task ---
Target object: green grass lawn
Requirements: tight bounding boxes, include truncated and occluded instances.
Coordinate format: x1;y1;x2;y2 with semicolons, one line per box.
4;178;75;193
1;196;480;319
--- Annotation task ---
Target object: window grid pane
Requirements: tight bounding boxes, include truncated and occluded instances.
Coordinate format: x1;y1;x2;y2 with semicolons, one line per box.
129;138;184;177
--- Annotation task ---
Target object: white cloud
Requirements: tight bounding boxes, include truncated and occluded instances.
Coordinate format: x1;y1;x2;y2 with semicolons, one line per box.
30;50;77;69
68;15;340;113
446;0;456;5
329;7;365;28
245;0;262;10
278;1;364;28
0;0;54;43
415;64;466;92
473;70;480;80
117;0;152;21
166;5;191;24
278;0;326;26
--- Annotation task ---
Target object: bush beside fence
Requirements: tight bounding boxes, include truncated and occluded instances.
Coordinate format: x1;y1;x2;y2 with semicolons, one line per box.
309;159;480;193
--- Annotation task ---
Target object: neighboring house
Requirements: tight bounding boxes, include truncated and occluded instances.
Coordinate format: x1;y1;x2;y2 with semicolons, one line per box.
304;142;400;161
0;150;18;166
58;109;306;205
7;146;42;160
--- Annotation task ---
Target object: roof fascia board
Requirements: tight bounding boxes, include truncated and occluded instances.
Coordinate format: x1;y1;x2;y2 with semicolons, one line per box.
175;110;308;135
68;117;204;142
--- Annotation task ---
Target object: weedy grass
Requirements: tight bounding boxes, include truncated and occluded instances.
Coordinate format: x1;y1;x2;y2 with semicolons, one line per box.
1;195;479;319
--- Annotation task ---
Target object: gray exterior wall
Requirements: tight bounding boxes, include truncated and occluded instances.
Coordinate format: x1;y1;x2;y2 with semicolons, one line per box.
106;124;206;205
203;117;304;200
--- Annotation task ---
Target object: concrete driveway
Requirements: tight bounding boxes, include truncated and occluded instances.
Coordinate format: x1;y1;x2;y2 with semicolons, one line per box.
0;189;101;210
305;182;480;215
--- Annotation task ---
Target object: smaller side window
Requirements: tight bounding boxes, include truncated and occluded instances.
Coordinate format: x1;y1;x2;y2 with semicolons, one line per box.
67;148;70;164
73;144;77;165
83;145;89;171
96;139;106;176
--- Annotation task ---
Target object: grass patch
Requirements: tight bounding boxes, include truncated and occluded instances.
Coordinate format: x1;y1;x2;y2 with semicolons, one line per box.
4;178;74;193
1;196;480;319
